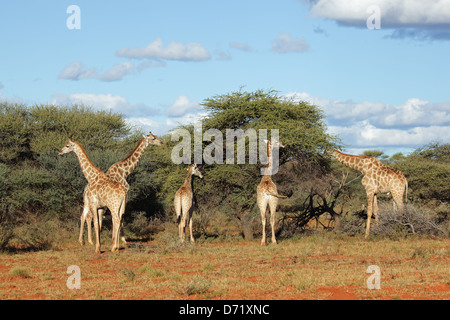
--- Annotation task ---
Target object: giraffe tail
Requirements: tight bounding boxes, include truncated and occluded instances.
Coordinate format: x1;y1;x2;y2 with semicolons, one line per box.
175;196;182;224
268;192;288;199
118;195;126;219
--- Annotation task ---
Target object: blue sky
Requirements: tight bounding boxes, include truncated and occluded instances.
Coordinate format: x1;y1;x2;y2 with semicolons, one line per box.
1;0;450;156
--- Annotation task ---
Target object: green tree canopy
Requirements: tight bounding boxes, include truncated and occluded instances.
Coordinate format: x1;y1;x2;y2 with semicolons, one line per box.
394;143;450;203
202;89;338;163
0;103;131;162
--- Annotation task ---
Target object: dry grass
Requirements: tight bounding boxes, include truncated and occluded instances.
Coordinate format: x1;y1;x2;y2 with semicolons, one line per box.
0;230;448;300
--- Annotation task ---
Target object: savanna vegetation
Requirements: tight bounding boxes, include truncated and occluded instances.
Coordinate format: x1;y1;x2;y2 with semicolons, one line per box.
0;89;449;252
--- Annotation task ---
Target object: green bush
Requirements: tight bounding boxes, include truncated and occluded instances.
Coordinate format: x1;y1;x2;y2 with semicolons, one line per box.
0;223;14;250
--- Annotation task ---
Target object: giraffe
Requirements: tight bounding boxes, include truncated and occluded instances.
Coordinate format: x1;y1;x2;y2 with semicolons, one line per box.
257;137;286;245
174;163;203;243
327;148;408;238
58;139;127;253
79;132;163;246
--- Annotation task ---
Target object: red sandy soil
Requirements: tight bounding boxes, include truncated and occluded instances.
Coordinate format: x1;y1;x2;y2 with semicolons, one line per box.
0;239;449;300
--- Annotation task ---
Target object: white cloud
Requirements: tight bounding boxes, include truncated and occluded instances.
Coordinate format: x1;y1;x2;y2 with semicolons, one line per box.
58;61;150;82
50;93;160;119
59;37;210;83
99;61;134;81
166;111;208;130
165;95;201;117
304;0;450;40
58;62;91;80
308;0;450;26
284;91;450;150
375;98;450;127
116;37;211;61
229;42;252;52
50;93;206;135
125;117;168;135
52;92;128;110
215;50;232;61
285;92;450;128
271;33;310;53
330;121;450;148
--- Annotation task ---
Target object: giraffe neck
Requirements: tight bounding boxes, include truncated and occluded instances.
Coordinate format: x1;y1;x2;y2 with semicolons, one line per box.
73;142;104;182
183;166;193;188
332;149;372;175
263;140;274;178
109;137;148;177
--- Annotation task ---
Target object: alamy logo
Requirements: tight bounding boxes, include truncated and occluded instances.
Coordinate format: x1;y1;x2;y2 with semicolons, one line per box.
366;5;381;30
366;265;381;290
66;265;81;289
66;5;81;30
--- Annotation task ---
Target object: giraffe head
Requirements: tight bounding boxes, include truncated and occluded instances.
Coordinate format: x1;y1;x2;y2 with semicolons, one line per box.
58;138;77;156
324;146;337;158
189;163;203;179
143;131;163;147
265;137;285;150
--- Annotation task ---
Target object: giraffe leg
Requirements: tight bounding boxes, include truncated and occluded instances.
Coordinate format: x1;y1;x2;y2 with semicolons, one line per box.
86;213;94;246
174;195;184;242
98;208;104;231
90;205;101;254
93;208;104;246
258;197;268;246
181;216;187;243
120;225;127;245
365;193;374;239
392;192;404;213
79;215;85;246
119;196;127;245
112;198;126;252
373;195;379;224
189;212;195;243
179;210;186;243
189;207;195;243
261;212;267;246
79;206;89;246
81;187;89;246
269;197;278;244
111;214;121;252
111;214;118;252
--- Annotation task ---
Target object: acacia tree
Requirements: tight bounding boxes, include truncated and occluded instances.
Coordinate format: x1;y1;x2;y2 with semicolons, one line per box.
189;89;338;239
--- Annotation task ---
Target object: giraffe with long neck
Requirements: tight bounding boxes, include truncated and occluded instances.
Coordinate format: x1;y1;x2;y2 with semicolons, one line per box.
257;137;286;245
79;132;163;246
59;139;127;253
174;164;203;243
328;148;408;238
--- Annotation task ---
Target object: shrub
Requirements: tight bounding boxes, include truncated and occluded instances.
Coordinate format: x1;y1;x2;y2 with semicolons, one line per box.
126;212;164;240
0;223;14;250
9;267;31;278
335;202;448;238
12;218;75;251
371;203;447;238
